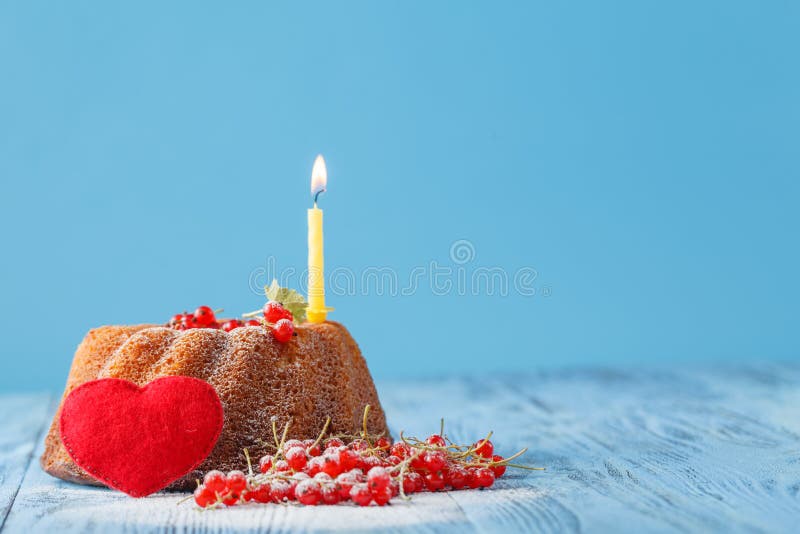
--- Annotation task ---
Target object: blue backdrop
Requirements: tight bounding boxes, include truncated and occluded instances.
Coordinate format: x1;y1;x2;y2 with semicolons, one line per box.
1;1;798;392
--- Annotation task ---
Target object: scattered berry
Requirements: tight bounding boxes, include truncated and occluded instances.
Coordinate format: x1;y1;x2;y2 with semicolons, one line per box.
190;415;537;510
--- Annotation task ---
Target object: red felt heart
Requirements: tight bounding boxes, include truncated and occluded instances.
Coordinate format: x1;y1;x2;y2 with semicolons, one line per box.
59;376;224;497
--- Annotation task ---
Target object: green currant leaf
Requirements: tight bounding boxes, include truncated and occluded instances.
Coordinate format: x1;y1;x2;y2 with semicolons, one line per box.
265;279;308;324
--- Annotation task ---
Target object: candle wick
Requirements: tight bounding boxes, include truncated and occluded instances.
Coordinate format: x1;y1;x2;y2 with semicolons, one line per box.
313;190;324;205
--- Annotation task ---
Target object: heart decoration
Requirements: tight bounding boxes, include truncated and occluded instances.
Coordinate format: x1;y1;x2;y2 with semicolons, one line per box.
59;376;224;497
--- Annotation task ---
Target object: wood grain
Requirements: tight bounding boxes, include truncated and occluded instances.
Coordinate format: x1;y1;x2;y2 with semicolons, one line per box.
2;364;800;533
0;394;51;530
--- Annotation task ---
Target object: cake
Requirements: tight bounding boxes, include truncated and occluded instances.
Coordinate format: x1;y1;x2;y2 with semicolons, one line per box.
41;321;389;491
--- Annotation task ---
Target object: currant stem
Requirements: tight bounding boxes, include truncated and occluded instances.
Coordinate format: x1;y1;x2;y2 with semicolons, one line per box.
244;448;253;476
271;419;280;450
362;405;373;447
505;463;546;471
310;416;331;451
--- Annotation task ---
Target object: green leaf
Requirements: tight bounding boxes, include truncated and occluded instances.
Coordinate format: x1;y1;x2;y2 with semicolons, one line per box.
265;279;308;324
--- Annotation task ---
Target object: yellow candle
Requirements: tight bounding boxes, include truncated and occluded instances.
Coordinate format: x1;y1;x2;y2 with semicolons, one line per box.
307;155;330;323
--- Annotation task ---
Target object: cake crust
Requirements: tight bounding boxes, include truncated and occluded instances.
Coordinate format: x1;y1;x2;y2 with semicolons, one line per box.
41;322;389;491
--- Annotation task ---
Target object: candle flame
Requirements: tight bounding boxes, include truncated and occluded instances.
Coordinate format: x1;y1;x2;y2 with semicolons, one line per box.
311;155;327;200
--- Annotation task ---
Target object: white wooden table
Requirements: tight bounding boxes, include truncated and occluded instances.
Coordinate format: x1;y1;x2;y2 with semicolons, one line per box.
2;364;799;533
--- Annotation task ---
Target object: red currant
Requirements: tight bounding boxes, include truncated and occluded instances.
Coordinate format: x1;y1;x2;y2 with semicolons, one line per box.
325;437;344;450
424;470;445;491
285;446;308;471
193;306;216;327
193;485;216;507
282;439;303;453
304;439;322;457
367;466;390;490
426;434;446;447
321;484;342;504
375;436;391;451
473;439;494;458
306;455;325;476
490;455;506;477
423;450;447;472
336;471;358;499
271;318;294;342
401;474;416;494
410;449;427;471
250;485;272;503
203;470;227;494
445;466;467;489
259;454;273;473
349;439;368;451
270;480;289;502
321;453;341;477
226;470;247;493
338;448;358;471
245;319;261;326
475;467;495;488
360;455;382;471
408;472;425;493
264;301;293;323
350;483;373;506
295;479;321;505
466;468;481;489
371;484;392;506
313;472;333;484
222;492;240;506
179;314;196;330
221;319;244;332
390;442;411;459
274;459;290;472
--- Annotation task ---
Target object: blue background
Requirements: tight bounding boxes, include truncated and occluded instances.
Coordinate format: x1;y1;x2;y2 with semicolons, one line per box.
1;1;798;392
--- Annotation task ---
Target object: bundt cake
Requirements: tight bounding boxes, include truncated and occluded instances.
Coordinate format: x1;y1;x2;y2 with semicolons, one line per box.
41;321;389;491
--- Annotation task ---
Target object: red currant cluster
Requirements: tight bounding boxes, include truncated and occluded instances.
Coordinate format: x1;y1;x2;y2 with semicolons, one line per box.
167;303;296;343
190;408;539;509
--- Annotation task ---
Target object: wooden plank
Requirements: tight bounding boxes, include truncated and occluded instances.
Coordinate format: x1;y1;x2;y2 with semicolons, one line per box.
3;400;476;533
381;364;800;533
4;364;800;532
0;393;52;530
